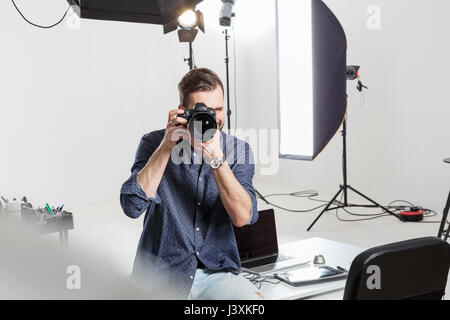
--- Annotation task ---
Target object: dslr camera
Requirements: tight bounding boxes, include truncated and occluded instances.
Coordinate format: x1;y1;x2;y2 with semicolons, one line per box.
178;103;218;142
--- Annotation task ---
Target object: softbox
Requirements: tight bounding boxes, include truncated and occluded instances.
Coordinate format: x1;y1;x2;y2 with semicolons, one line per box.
277;0;347;160
67;0;203;25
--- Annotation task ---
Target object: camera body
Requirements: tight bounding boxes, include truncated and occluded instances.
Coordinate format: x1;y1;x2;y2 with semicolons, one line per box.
179;103;217;142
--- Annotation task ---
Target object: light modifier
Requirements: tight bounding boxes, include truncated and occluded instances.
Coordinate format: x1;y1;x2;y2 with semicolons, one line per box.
276;0;347;161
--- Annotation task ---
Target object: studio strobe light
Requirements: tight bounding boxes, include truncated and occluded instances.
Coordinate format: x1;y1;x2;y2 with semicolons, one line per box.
219;0;236;27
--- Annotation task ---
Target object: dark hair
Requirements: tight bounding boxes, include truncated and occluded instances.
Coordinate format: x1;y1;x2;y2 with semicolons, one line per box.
178;68;224;107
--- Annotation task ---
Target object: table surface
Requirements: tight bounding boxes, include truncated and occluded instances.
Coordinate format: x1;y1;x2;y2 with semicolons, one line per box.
252;237;365;300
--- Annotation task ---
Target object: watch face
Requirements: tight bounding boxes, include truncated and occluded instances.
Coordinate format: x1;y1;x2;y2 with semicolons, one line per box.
210;158;223;169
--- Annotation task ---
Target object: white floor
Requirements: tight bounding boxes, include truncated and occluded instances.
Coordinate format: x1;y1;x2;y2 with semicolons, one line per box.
44;178;449;300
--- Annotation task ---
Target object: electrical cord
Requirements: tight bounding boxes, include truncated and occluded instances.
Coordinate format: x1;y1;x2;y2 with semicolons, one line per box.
232;20;238;130
256;190;328;213
338;199;446;223
192;43;197;69
11;0;71;29
241;272;281;289
256;189;449;224
335;193;390;222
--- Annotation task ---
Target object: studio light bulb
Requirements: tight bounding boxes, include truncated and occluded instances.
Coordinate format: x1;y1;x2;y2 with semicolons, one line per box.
178;10;197;28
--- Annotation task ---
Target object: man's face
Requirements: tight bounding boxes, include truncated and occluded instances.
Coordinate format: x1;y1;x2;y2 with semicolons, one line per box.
181;86;225;131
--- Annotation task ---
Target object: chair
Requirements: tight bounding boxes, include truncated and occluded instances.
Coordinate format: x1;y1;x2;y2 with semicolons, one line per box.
343;237;450;300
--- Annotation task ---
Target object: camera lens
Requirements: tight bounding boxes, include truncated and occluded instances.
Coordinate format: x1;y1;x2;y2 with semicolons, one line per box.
189;113;217;142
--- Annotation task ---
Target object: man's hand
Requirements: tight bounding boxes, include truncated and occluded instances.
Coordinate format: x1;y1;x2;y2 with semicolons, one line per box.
137;108;189;199
193;128;224;163
160;109;189;153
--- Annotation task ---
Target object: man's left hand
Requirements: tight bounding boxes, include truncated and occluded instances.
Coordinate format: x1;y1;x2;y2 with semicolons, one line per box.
193;129;224;163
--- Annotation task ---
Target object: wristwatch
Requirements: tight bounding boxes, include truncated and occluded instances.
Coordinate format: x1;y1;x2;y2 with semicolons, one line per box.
209;156;225;170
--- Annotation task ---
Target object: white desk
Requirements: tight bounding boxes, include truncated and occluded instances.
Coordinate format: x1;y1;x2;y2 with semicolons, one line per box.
252;237;365;300
59;198;449;300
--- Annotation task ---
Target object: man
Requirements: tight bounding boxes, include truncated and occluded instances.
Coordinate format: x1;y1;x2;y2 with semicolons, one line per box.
120;68;261;300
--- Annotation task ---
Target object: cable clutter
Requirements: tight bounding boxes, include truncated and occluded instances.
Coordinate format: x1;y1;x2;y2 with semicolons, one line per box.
255;188;447;225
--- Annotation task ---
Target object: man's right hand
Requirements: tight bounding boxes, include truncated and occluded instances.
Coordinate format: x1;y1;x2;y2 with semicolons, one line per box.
160;108;189;153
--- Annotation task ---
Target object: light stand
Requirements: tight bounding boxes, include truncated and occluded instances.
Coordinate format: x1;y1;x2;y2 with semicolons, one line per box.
185;41;195;70
307;92;403;231
224;29;232;133
437;158;450;241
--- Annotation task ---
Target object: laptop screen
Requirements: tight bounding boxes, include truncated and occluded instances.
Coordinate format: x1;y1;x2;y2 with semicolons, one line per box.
233;209;279;260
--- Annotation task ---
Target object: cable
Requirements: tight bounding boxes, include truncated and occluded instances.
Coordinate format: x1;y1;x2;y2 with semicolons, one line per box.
232;21;238;130
337;199;447;223
241;272;280;289
335;192;390;222
256;191;328;213
257;189;449;225
11;0;71;29
192;43;197;69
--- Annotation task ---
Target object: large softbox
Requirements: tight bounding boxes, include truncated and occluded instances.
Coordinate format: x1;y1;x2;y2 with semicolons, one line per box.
277;0;347;160
67;0;203;25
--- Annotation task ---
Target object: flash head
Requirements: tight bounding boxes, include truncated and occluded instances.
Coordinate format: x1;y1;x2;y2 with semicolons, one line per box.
219;0;236;27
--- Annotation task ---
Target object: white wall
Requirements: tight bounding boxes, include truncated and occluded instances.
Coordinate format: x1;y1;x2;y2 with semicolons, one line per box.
1;0;450;213
0;0;230;207
236;0;450;212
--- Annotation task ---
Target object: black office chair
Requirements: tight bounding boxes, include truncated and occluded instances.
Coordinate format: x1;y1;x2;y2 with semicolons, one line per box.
343;237;450;300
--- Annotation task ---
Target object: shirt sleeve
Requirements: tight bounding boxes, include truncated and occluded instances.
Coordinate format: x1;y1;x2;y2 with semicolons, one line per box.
120;133;162;219
229;141;258;226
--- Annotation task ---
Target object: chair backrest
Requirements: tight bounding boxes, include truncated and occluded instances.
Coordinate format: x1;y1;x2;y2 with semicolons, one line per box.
343;237;450;300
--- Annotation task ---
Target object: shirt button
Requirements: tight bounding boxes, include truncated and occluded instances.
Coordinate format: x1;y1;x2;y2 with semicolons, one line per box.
199;177;202;181
190;275;194;279
196;227;200;231
196;251;200;256
197;202;201;206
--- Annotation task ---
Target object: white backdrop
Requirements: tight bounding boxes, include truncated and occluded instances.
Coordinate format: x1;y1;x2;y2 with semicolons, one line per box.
0;0;232;206
1;0;449;213
236;0;450;213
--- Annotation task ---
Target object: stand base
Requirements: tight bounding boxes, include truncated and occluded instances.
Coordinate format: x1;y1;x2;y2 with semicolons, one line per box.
307;185;402;231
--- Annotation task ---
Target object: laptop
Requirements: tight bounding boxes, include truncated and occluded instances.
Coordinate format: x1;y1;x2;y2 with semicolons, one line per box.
233;209;310;276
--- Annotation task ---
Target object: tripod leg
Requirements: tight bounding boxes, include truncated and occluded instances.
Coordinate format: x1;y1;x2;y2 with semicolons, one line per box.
347;186;401;220
438;190;450;239
307;187;344;231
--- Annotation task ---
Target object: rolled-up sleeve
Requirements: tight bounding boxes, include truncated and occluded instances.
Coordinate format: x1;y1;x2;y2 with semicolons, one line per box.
120;134;162;219
231;142;258;226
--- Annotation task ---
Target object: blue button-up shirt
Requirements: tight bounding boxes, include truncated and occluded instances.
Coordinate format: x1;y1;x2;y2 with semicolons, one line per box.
120;129;258;298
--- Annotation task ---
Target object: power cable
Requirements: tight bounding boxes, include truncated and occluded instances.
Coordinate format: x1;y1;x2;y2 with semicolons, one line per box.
11;0;71;29
256;189;449;224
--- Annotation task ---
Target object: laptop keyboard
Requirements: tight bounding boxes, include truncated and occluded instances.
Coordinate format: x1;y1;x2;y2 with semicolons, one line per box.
242;254;291;269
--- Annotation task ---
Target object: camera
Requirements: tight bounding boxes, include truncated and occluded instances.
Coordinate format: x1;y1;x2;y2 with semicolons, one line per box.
178;103;217;142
